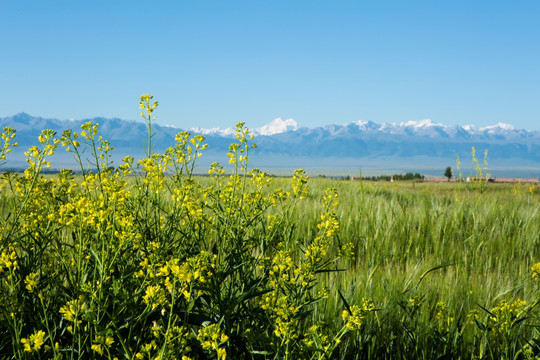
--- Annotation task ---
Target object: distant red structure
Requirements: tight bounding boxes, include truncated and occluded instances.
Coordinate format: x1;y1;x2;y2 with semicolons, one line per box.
424;177;538;183
489;178;539;183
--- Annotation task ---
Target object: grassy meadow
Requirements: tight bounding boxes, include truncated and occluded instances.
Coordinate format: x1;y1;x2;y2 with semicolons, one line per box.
0;97;539;359
294;178;540;359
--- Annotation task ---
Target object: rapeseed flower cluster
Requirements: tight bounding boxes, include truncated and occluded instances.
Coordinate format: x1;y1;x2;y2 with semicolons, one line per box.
0;95;382;359
24;272;39;292
466;309;480;326
197;324;229;360
532;262;540;279
434;301;454;332
408;296;423;309
292;169;309;199
342;299;375;330
91;335;115;355
0;126;18;165
59;296;88;333
305;188;340;265
20;330;46;353
487;298;527;334
0;249;17;273
143;285;167;310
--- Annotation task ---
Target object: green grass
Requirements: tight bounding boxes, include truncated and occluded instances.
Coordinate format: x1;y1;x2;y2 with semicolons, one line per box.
1;105;539;359
300;179;540;359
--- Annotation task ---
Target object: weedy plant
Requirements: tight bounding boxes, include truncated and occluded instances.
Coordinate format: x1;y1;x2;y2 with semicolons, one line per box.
470;147;491;192
1;96;539;359
0;95;366;360
456;147;491;193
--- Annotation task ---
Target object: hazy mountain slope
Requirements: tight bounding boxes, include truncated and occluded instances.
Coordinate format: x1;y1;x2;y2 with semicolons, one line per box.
1;114;539;177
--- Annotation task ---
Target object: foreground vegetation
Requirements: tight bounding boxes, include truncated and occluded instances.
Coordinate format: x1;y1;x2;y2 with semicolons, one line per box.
0;96;539;359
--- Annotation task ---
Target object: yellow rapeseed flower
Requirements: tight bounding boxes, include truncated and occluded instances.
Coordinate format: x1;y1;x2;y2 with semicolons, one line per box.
342;299;375;330
20;330;45;352
531;262;540;279
197;324;229;360
25;272;39;292
91;344;103;355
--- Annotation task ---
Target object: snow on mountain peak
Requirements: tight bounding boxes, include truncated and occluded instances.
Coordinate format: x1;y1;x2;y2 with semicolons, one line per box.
480;122;515;131
189;118;298;137
255;118;298;136
189;126;236;136
351;120;379;130
353;120;369;126
402;119;441;128
376;119;443;134
188;118;523;138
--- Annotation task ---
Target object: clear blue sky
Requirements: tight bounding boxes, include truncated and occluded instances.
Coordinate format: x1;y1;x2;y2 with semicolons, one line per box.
1;1;539;130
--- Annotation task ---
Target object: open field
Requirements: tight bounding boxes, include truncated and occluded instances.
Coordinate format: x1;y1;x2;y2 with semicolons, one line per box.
296;178;540;358
0;118;539;359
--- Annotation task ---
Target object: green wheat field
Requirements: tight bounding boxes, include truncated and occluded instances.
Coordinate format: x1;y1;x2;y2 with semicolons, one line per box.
0;96;539;359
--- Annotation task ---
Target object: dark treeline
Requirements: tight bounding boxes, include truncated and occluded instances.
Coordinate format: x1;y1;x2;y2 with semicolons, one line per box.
363;172;425;181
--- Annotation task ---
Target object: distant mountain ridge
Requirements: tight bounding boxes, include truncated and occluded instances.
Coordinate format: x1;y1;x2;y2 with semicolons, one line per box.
1;113;539;177
193;117;537;140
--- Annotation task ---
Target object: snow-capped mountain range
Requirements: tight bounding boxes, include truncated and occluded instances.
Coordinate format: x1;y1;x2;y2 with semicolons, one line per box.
189;117;530;139
1;113;539;177
189;117;299;136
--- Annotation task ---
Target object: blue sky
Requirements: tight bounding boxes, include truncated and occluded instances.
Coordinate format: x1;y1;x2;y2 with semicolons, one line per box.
1;1;539;130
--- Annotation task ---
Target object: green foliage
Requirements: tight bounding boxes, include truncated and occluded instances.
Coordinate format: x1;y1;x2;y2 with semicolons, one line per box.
0;96;363;360
364;172;424;182
305;178;540;359
0;96;539;359
444;166;452;181
456;147;492;192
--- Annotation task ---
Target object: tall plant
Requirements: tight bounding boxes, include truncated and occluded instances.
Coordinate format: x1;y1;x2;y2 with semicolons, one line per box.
0;95;366;360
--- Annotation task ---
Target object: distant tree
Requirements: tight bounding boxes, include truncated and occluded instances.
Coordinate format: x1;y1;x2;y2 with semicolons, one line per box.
444;166;453;181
